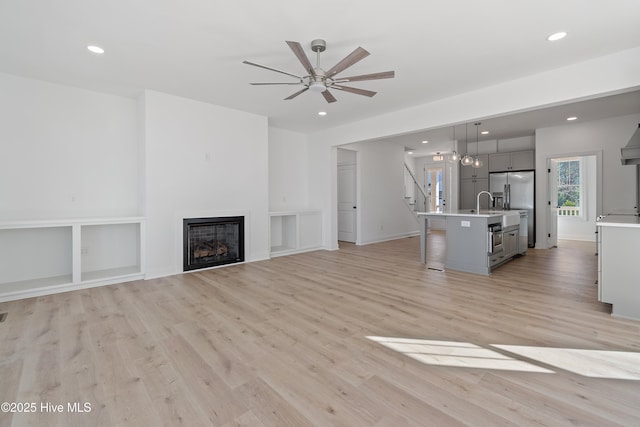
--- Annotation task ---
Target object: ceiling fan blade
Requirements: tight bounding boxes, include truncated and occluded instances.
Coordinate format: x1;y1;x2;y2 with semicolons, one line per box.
322;90;337;103
243;60;302;80
332;85;377;97
284;87;309;100
326;47;370;78
250;82;303;85
334;71;395;83
286;41;316;77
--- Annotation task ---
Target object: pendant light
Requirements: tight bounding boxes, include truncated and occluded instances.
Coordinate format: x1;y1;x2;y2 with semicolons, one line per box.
449;124;459;162
460;123;474;166
472;122;484;168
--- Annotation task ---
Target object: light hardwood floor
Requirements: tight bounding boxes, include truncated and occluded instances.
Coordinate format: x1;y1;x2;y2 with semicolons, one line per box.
1;234;639;426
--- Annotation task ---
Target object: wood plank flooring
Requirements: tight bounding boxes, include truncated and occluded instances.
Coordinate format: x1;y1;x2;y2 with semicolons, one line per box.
1;234;639;426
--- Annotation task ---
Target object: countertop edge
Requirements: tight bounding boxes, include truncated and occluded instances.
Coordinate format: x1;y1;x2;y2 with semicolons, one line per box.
597;221;640;228
416;211;520;219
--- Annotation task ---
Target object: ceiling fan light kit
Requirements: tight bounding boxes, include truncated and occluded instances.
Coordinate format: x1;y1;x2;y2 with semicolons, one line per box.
309;80;327;93
243;39;395;103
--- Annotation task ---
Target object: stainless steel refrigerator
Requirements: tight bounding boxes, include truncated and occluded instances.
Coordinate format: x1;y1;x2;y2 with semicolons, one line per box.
490;171;535;247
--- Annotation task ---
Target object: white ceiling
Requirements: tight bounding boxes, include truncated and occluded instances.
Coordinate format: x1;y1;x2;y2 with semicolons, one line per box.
1;1;639;139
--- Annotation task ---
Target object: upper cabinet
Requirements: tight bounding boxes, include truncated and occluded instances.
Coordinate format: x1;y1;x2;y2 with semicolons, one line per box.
488;150;534;172
461;154;489;179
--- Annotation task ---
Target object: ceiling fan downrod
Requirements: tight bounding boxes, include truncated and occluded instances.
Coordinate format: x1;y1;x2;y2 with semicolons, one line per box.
309;39;328;92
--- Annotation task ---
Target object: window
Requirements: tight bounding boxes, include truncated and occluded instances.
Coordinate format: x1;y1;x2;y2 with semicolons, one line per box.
557;159;582;218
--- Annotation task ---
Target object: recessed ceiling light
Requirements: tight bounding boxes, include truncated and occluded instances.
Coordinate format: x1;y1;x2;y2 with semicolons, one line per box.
481;131;489;135
422;140;428;144
87;45;105;54
318;111;327;116
547;32;567;42
567;116;577;121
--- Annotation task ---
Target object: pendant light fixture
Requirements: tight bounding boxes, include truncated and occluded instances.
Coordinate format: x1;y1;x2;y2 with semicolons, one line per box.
449;124;460;162
472;122;484;168
460;123;474;166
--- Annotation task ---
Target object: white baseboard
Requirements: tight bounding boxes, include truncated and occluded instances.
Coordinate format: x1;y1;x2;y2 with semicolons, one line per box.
359;230;420;245
0;273;145;303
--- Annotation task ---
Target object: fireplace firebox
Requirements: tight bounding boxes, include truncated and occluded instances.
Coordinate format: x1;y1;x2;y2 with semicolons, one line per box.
183;216;244;271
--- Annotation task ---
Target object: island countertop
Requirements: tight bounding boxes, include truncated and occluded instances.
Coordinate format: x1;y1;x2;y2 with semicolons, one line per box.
597;214;640;228
417;209;521;219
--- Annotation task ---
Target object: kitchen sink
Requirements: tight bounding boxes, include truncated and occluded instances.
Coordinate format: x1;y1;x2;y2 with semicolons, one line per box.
501;212;521;227
478;210;521;227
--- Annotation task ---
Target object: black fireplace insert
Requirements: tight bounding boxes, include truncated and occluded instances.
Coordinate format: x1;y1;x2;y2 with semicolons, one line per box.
183;216;244;271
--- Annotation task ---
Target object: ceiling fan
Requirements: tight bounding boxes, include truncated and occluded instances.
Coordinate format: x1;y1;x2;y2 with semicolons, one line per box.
243;39;395;103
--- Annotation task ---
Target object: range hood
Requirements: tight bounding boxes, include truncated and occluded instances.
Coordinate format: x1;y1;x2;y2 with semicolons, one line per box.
621;123;640;165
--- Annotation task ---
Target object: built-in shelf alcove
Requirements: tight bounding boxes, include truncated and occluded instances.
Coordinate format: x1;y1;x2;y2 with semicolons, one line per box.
0;217;145;302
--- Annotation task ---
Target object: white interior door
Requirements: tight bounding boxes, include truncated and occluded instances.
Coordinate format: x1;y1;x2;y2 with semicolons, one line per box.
548;159;559;248
338;163;357;242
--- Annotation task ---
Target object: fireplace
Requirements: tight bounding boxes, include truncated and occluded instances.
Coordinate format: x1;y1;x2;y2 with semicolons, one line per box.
183;216;244;271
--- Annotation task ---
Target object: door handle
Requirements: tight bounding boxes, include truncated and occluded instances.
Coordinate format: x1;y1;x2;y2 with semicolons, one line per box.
353;206;356;209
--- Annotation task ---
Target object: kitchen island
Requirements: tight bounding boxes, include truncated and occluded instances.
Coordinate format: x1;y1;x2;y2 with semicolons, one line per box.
418;209;525;275
597;214;640;321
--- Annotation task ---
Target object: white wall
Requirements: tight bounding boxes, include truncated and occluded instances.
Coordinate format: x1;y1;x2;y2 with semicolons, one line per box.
308;138;336;250
268;127;309;211
142;90;269;278
0;72;139;220
497;136;535;152
557;155;597;241
536;113;640;248
341;140;419;244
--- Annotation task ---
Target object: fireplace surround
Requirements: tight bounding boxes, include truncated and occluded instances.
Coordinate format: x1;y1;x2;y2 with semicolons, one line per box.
183;216;244;271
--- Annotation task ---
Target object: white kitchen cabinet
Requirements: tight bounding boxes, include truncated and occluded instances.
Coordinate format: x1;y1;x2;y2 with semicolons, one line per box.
0;217;145;302
270;210;322;257
489;150;534;172
597;217;640;320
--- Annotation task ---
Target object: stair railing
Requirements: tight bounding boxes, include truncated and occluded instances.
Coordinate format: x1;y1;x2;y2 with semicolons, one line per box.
404;163;428;214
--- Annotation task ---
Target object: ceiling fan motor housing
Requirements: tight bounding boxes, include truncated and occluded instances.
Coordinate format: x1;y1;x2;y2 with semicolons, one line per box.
310;39;326;53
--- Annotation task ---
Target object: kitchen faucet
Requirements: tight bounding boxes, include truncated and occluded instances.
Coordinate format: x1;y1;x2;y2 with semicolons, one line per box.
476;191;494;213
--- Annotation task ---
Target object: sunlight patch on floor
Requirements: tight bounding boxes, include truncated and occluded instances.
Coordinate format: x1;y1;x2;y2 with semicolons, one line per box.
493;345;640;380
367;336;640;380
366;336;553;373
